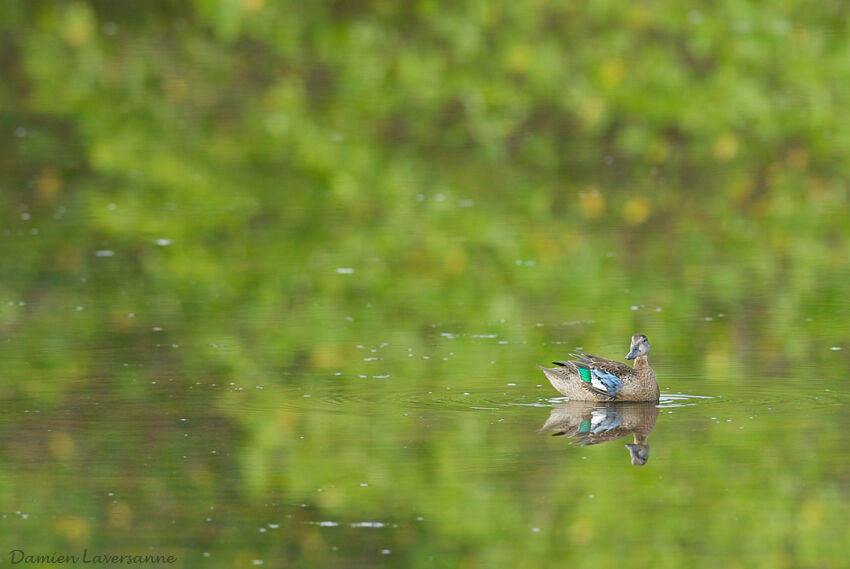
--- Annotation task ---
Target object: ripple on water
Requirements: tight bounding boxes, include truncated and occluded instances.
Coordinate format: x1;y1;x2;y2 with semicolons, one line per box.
658;393;714;408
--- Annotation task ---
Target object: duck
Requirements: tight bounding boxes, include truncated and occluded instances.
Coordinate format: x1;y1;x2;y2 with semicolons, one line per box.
537;334;659;402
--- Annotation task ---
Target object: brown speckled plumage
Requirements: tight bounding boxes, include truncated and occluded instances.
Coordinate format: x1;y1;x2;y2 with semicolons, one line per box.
537;334;659;402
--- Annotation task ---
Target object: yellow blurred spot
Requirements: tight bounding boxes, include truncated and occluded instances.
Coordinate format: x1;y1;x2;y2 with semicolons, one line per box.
569;517;594;544
647;138;669;162
407;248;428;271
622;197;651;225
705;345;730;377
807;176;828;200
598;60;624;89
683;265;705;287
49;432;76;459
316;486;344;509
275;408;299;430
505;45;531;74
786;146;808;169
55;515;91;543
311;343;341;369
628;6;651;29
56;245;82;271
109;308;136;331
36;168;62;205
579;188;606;219
713;134;739;161
443;246;467;276
729;175;755;203
163;77;189;102
107;502;133;529
242;0;265;12
62;3;95;46
533;234;560;262
578;97;606;128
770;231;789;254
801;498;823;528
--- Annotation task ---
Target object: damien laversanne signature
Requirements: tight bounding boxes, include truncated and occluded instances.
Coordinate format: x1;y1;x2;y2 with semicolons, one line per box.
9;549;177;565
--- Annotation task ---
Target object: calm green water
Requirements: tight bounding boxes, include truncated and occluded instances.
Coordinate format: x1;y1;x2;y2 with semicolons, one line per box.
4;2;850;568
2;243;849;568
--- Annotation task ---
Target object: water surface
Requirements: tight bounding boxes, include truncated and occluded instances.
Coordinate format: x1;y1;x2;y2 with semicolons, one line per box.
4;3;850;567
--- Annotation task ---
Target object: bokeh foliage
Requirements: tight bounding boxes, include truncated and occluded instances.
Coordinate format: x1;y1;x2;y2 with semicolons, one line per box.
1;1;850;567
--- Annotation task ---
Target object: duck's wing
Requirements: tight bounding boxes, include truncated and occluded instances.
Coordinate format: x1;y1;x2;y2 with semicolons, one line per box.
552;361;620;400
559;353;631;398
568;353;633;376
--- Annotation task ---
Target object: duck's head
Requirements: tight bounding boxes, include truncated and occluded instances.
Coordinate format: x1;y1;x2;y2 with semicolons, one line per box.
625;334;650;360
625;443;650;466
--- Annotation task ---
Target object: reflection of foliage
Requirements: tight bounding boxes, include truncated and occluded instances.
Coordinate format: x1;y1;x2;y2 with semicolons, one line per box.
3;0;849;372
1;1;850;567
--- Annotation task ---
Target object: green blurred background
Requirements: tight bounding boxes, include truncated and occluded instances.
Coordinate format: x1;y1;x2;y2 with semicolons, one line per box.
2;1;850;567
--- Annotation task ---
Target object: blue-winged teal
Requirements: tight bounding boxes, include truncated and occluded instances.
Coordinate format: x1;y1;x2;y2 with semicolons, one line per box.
537;334;659;402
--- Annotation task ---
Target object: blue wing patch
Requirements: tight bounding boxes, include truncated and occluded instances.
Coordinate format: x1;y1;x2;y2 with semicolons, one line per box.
590;369;622;396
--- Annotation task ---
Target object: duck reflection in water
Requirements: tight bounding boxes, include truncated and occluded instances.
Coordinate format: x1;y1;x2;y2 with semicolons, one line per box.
538;401;659;466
